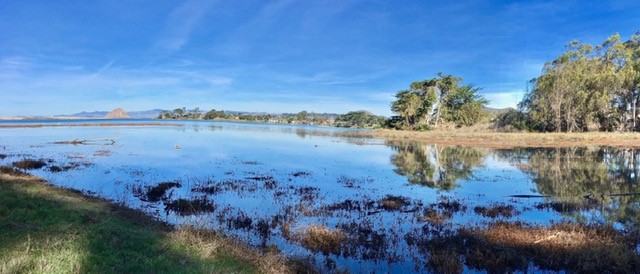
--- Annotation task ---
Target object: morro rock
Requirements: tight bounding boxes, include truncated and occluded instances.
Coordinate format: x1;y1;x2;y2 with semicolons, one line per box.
104;108;130;119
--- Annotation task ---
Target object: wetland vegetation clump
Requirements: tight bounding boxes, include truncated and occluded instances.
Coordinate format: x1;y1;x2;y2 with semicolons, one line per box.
12;158;48;170
93;150;112;156
473;204;519;218
459;222;640;272
337;175;374;188
295;225;347;255
291;171;311;177
134;181;182;202
535;200;599;214
0;165;28;176
379;195;411;211
164;197;216;216
246;175;278;189
420;209;451;223
47;161;92;173
405;221;640;273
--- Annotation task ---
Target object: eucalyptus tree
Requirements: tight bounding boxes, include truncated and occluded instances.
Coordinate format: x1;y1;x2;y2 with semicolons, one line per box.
509;31;640;132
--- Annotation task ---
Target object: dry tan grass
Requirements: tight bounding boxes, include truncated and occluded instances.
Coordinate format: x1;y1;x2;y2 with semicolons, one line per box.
294;225;347;255
360;128;640;148
170;226;293;274
468;222;623;250
459;222;640;272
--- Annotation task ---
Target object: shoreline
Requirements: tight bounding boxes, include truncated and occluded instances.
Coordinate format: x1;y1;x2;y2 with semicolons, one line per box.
0;170;296;273
361;129;640;148
4;119;640;148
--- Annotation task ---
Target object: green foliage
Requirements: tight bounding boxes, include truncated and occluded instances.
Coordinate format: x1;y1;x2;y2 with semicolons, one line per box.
335;110;386;128
296;111;309;121
391;73;488;130
443;84;489;127
157;107;203;120
492;109;530;131
507;30;640;132
203;109;228;120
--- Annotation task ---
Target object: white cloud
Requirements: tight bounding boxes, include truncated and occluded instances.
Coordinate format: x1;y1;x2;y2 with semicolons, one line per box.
483;91;524;109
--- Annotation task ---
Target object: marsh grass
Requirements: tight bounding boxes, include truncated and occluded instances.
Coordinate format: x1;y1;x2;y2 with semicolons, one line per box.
473;204;519;218
295;225;347;255
12;158;48;170
407;221;640;273
0;169;295;273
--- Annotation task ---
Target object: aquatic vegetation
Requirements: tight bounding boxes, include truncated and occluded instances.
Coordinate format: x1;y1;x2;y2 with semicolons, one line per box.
164;197;216;216
474;204;519;218
291;171;311;177
535;199;600;214
0;165;28;176
246;175;278;189
47;161;92;173
93;150;112;156
134;181;182;202
379;195;411;211
12;158;48;170
295;225;347;255
336;175;374;188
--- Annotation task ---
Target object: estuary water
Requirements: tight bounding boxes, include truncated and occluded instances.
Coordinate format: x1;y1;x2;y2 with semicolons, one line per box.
1;120;639;272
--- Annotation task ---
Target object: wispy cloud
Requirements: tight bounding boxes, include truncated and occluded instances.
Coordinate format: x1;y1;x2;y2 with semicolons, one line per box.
91;60;114;77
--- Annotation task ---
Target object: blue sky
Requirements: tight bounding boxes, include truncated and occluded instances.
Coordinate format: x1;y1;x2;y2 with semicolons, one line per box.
1;0;639;116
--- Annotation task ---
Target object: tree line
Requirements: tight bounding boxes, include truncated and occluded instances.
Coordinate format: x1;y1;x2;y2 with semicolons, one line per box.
496;31;640;132
157;73;491;131
158;108;388;129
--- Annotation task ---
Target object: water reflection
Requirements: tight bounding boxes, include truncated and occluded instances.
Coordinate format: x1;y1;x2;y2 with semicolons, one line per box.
389;142;486;191
2;121;640;272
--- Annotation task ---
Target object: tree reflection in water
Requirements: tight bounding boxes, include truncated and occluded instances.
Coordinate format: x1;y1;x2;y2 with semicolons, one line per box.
389;142;487;191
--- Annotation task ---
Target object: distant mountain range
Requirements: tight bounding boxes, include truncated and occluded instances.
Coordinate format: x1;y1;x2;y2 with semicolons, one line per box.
62;109;165;119
0;107;514;121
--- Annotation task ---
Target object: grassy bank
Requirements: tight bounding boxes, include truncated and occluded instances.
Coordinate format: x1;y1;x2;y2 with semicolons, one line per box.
0;169;291;273
364;128;640;148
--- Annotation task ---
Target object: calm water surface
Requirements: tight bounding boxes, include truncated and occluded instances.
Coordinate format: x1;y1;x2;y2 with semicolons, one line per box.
1;120;639;272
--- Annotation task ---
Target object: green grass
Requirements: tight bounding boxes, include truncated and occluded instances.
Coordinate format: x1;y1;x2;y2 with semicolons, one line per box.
0;173;269;273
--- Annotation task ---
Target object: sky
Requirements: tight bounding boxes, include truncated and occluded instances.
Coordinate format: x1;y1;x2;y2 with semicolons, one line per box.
1;0;639;116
